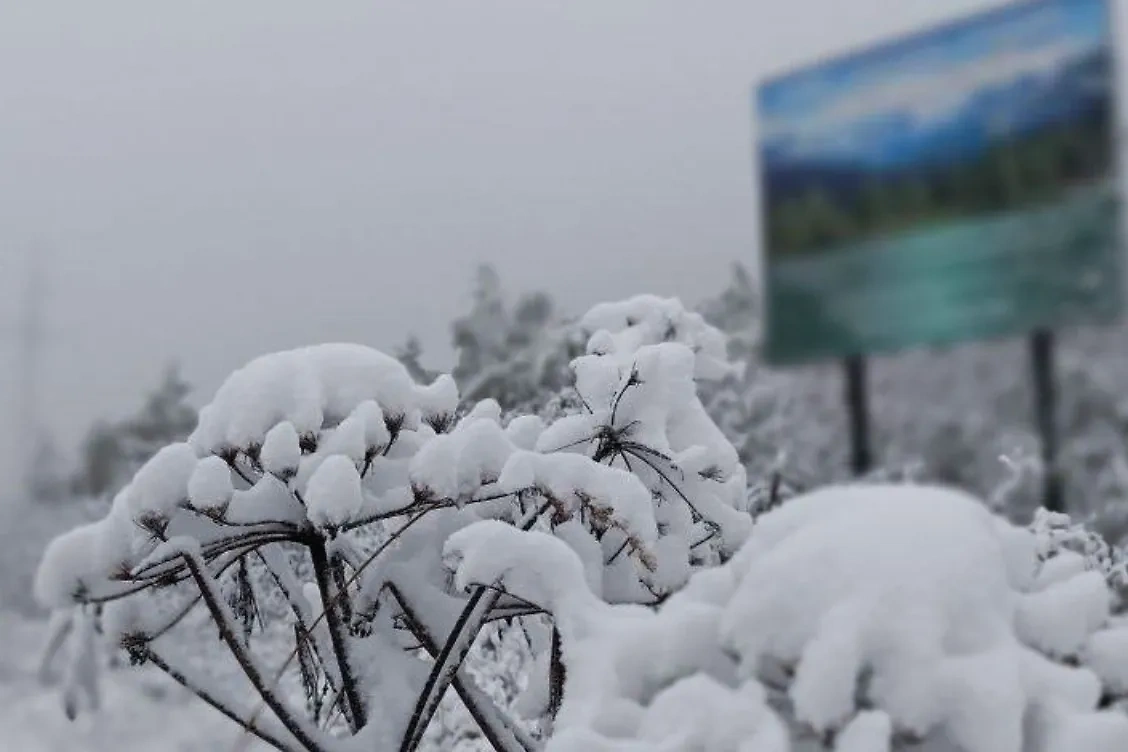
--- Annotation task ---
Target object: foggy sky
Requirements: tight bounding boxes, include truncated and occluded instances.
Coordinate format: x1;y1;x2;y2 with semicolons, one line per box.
0;0;1083;482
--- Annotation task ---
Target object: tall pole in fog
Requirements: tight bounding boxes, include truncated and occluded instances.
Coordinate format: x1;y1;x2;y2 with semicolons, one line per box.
17;250;47;502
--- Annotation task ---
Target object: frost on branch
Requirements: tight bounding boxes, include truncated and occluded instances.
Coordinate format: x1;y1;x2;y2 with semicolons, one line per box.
447;485;1128;752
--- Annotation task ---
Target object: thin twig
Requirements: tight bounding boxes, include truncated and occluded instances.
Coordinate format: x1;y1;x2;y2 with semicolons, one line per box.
620;446;703;522
180;547;329;751
310;538;366;732
231;507;437;751
146;647;302;752
399;502;549;752
387;583;538;752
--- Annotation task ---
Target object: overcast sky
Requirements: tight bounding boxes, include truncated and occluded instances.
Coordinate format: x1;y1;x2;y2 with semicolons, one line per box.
0;0;1115;484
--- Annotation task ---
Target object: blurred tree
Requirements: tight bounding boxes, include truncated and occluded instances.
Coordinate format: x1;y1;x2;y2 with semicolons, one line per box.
452;265;509;387
699;262;759;363
450;264;581;412
71;364;197;498
26;433;68;504
72;422;125;499
394;335;440;384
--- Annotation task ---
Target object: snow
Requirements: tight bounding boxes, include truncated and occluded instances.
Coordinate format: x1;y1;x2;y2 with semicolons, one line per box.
409;417;515;501
304;454;364;528
187;455;234;513
1033;550;1088;590
0;613;273;752
1084;627;1128;694
1035;706;1128;752
353;399;392;451
321;414;368;463
260;421;302;478
224;475;304;525
24;291;1128;752
127;442;198;519
444;522;601;616
534;413;597;455
1015;570;1111;658
409;434;461;500
135;536;204;572
504;415;545;451
498;451;659;547
34;494;152;609
415;373;460;426
578;295;738;382
188;343;440;455
834;711;892;752
34;523;107;608
446;483;1128;752
633;675;789;752
564;326;752;567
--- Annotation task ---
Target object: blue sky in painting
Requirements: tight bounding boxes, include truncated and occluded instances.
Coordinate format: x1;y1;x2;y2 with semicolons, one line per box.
758;0;1112;167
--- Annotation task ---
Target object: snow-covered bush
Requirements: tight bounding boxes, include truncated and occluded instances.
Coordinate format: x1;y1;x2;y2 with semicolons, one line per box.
699;264;1128;537
34;290;1128;751
33;296;748;751
446;484;1128;752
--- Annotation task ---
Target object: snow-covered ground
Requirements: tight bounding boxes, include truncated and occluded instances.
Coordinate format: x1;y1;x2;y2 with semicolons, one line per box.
0;612;269;752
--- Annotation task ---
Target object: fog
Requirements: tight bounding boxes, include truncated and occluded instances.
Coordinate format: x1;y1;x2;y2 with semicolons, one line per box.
0;0;1075;483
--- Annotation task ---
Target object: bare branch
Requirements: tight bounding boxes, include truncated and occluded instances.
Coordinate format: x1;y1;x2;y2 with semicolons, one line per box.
146;647;303;752
339;489;513;533
231;507;438;751
255;548;343;698
310;538;366;732
387;583;539;752
180;546;330;752
547;627;565;727
399;502;549;752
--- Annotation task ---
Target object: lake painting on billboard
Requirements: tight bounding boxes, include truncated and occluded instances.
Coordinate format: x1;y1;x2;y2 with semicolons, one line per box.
757;0;1122;365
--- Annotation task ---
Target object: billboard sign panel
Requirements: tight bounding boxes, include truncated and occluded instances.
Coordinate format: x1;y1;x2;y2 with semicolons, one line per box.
757;0;1122;365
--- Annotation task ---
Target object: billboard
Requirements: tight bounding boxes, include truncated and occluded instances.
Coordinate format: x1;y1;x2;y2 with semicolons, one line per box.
757;0;1122;365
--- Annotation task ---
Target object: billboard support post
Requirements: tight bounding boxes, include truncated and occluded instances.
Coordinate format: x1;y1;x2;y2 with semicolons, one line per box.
1030;329;1064;513
844;355;873;476
756;0;1120;498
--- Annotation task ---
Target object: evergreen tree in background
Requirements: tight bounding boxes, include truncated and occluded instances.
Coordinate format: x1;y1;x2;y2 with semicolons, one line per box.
394;335;440;384
71;364;197;499
452;265;509;387
447;264;581;412
1;368;195;612
25;433;68;504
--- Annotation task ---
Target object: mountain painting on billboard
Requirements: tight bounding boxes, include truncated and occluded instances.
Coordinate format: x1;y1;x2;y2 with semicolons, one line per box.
757;0;1122;365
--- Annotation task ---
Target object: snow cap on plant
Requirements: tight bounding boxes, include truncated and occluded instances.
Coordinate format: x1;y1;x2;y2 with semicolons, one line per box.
447;484;1128;752
545;296;752;600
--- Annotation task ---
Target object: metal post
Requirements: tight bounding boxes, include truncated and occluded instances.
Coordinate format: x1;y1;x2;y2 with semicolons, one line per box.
1030;330;1064;513
844;356;873;476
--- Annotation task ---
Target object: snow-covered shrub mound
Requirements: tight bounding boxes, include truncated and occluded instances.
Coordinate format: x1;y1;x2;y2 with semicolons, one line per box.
580;294;739;382
446;484;1128;752
35;344;459;610
542;297;752;598
32;295;753;751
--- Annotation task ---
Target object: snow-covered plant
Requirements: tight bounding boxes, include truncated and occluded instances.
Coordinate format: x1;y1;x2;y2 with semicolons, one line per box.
445;484;1128;752
34;294;750;751
697;264;1128;533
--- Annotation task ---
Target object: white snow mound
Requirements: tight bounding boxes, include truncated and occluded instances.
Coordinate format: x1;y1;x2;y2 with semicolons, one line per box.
448;484;1128;752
